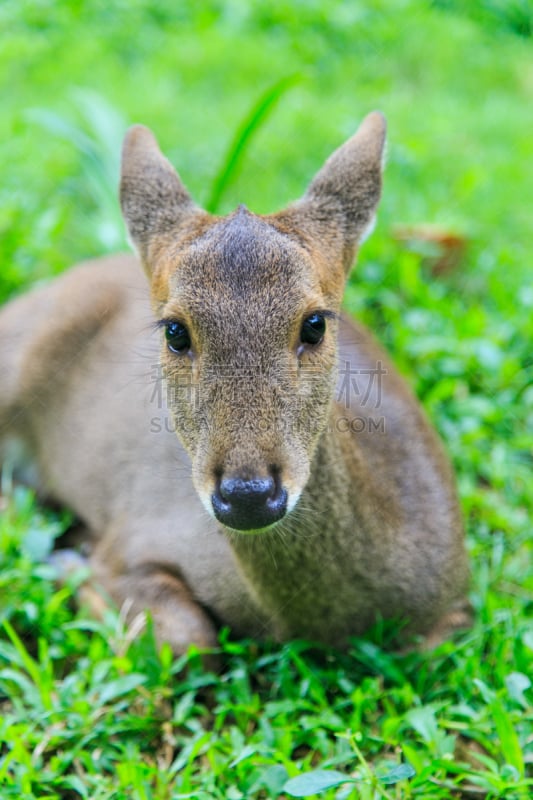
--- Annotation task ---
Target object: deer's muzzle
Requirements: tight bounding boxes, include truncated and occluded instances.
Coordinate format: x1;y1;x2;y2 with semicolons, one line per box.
211;472;288;531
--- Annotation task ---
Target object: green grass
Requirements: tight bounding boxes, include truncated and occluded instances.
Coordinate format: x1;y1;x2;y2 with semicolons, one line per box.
1;1;532;797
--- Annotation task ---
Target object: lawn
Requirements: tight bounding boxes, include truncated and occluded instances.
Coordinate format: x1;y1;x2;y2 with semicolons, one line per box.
0;1;532;798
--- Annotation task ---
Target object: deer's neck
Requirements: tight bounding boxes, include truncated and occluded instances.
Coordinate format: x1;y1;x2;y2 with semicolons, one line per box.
225;423;396;643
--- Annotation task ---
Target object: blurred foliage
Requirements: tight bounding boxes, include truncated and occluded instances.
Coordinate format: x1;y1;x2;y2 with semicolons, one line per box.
1;0;532;296
434;0;533;38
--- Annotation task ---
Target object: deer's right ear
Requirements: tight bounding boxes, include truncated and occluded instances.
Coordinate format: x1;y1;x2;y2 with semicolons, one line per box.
120;125;198;268
284;112;387;274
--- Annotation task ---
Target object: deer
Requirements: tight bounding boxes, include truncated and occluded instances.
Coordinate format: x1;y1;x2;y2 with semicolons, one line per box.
0;112;470;655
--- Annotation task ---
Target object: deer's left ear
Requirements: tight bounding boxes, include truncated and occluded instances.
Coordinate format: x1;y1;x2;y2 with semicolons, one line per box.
283;111;386;272
120;125;201;270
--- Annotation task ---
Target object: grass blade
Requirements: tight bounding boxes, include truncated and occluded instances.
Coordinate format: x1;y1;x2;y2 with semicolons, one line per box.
205;74;299;213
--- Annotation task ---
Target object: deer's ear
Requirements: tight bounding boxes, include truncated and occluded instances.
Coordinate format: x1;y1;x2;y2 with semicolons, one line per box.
287;111;386;271
120;125;198;267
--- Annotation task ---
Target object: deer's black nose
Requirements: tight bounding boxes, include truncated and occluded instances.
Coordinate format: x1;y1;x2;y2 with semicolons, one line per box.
212;474;288;531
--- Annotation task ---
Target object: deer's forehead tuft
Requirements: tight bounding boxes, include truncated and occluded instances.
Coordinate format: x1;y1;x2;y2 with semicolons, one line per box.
188;210;304;280
166;210;317;315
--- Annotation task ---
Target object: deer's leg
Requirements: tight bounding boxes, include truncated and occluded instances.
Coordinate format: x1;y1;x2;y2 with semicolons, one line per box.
51;537;218;656
89;543;219;655
105;564;219;653
419;598;473;650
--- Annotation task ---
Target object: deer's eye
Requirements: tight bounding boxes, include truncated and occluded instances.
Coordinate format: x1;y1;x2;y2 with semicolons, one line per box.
300;313;326;346
165;321;191;354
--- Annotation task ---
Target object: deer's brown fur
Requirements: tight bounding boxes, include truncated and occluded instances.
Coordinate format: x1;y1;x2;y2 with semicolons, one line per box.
0;113;469;652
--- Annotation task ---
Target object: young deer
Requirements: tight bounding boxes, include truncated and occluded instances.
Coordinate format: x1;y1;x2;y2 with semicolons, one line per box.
0;112;469;653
